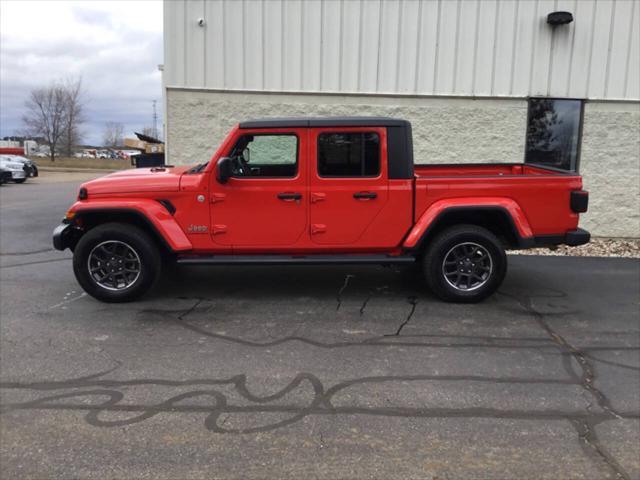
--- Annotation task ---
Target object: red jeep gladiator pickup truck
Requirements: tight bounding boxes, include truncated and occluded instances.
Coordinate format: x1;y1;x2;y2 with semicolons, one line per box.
53;117;589;303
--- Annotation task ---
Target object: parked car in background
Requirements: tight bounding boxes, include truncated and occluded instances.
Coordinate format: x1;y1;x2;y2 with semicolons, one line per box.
0;167;13;185
0;156;27;183
5;155;38;177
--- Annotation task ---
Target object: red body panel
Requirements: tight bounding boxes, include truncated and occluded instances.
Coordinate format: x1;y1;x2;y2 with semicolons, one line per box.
84;167;190;195
405;197;533;249
70;123;586;256
308;127;396;247
67;198;193;251
411;165;582;240
209;128;309;247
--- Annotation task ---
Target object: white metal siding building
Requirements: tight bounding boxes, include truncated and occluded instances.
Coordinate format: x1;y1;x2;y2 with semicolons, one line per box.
163;0;640;238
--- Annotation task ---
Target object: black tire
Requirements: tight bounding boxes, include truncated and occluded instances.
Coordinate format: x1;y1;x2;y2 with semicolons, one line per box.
423;224;507;303
13;178;26;184
73;223;162;302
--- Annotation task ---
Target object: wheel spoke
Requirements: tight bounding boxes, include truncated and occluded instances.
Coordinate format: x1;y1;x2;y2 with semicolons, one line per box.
95;271;110;282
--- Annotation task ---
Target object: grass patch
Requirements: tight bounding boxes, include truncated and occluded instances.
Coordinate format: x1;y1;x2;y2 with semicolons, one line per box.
28;156;131;170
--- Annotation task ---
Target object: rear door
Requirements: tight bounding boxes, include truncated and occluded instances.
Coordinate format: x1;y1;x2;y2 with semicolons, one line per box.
308;127;388;246
210;128;308;247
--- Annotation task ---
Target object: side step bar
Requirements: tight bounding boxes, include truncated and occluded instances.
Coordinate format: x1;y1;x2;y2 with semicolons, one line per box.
176;254;417;266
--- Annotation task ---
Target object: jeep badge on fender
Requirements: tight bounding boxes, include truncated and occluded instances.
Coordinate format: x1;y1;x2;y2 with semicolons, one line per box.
187;224;208;233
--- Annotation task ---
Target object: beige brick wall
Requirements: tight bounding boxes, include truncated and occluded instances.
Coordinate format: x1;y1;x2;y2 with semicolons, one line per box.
166;89;640;238
580;102;640;238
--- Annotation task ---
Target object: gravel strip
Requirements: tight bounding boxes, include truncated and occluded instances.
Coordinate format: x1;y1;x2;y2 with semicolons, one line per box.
509;238;640;258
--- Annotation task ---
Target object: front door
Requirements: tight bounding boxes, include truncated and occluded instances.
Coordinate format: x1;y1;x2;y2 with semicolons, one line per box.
210;129;307;248
308;127;388;246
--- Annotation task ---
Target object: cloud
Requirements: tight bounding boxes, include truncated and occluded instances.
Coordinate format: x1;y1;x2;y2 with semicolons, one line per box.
0;0;163;145
71;5;115;29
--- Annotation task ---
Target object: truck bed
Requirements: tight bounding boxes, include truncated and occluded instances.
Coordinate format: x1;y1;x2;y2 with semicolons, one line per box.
414;163;567;178
413;163;583;236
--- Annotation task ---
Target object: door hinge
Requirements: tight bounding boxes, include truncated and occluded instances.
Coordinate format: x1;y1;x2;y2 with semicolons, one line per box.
310;224;326;234
310;192;326;203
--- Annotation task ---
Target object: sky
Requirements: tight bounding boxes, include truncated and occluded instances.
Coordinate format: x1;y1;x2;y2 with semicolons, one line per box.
0;0;163;145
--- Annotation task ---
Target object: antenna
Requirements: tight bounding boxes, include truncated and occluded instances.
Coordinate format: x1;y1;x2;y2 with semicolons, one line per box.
152;100;158;139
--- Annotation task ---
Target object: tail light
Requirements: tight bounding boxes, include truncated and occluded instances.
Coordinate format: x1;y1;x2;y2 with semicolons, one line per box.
570;190;588;213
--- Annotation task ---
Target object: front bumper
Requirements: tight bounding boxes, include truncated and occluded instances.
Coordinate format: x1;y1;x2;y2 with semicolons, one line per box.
10;170;26;180
52;221;78;251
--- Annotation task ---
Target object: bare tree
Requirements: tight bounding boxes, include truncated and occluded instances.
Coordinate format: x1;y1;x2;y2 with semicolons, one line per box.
22;78;86;161
22;83;69;162
61;78;86;156
103;122;125;147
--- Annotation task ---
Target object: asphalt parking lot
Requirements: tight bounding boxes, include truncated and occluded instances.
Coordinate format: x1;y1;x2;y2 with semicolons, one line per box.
1;173;639;480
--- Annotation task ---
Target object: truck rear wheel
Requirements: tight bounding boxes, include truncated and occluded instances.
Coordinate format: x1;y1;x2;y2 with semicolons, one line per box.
72;223;161;303
423;224;506;303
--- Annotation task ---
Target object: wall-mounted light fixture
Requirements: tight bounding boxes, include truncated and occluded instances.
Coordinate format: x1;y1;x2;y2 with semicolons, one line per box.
547;11;573;26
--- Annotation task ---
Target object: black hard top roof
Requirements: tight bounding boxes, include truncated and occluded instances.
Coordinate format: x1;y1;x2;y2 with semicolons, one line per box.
239;116;410;129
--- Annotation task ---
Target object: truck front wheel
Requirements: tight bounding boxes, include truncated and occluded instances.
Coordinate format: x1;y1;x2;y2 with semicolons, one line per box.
423;225;506;303
72;223;162;302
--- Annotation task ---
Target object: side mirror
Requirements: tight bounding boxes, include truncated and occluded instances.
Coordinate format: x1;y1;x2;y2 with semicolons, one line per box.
216;157;233;184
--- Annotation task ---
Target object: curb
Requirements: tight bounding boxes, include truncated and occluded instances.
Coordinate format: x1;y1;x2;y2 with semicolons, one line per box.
38;167;119;173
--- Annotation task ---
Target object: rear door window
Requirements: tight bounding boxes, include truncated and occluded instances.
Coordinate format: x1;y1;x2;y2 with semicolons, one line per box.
317;132;380;177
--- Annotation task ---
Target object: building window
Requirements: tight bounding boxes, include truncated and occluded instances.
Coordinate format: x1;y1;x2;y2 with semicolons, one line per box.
525;98;584;172
229;134;298;177
317;132;380;177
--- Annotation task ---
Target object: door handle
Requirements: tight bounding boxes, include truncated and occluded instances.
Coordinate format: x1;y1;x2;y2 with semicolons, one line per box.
277;192;302;201
353;191;377;200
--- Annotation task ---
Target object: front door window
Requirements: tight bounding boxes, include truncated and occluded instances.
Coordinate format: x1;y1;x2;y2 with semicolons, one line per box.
229;134;298;178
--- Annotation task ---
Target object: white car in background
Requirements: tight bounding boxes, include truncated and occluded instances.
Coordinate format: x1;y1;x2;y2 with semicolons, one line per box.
3;155;38;177
0;156;27;183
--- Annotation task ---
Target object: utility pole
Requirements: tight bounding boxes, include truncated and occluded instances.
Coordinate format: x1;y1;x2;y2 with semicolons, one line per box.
152;100;158;139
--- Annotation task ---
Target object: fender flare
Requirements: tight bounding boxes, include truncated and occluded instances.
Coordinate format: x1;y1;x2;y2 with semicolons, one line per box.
403;198;533;250
67;199;192;252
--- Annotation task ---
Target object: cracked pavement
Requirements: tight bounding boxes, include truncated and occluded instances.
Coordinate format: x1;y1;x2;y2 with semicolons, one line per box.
1;177;639;479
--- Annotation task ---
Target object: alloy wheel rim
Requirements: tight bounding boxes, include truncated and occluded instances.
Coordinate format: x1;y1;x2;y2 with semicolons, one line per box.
87;240;141;291
442;242;493;292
